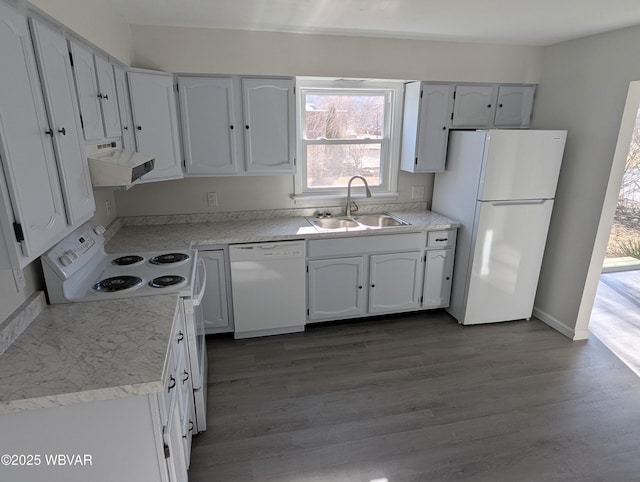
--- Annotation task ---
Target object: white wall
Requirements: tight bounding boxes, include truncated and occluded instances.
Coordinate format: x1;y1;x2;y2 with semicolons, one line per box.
532;25;640;338
114;26;543;217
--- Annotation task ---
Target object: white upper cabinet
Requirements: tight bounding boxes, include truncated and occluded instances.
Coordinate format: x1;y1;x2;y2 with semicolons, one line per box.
94;54;121;137
493;85;535;127
69;40;121;140
29;18;95;227
178;76;239;175
400;82;452;173
113;64;136;151
451;85;496;128
128;70;183;183
242;78;295;174
0;3;67;268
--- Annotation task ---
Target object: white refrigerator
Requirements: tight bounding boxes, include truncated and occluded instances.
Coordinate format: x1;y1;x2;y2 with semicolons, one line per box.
432;129;567;325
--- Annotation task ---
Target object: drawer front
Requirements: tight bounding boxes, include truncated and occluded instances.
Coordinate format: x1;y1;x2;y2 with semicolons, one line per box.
308;233;424;258
427;230;456;248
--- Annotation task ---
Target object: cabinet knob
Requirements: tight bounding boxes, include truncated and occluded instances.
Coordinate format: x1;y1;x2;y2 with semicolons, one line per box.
446;277;450;280
182;370;189;383
123;125;128;131
358;285;363;289
499;104;503;108
58;127;66;136
442;126;446;130
177;331;184;343
136;125;142;131
97;93;109;100
230;125;234;130
168;375;176;392
487;104;492;108
44;129;53;137
371;284;375;288
245;125;249;129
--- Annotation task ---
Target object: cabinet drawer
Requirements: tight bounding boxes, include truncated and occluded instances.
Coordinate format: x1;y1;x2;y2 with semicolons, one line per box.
308;233;424;258
427;230;456;248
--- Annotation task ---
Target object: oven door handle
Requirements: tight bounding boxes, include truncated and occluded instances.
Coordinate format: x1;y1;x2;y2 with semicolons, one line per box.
191;258;207;307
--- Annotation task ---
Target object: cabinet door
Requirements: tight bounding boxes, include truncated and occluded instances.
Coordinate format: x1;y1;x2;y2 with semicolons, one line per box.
128;71;183;182
30;18;95;227
423;249;454;309
0;4;67;262
415;83;452;172
200;250;232;334
368;252;423;315
308;257;365;322
493;85;535;128
69;40;103;140
113;64;136;151
451;85;496;128
242;78;295;174
179;77;238;175
94;55;121;137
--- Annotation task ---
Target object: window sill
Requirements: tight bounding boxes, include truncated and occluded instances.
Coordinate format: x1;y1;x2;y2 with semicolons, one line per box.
290;191;400;203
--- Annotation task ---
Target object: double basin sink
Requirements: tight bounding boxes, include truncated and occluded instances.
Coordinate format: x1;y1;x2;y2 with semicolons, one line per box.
306;213;410;231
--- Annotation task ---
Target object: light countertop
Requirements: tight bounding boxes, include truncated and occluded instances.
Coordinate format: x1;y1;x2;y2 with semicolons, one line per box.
0;294;178;414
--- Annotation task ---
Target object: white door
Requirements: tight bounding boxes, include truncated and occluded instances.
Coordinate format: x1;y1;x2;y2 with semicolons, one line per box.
179;76;238;175
308;257;365;322
0;4;67;260
69;40;103;140
368;252;423;314
113;65;136;151
200;250;232;334
242;78;295;174
416;83;452;172
128;71;183;182
30;18;95;227
479;130;567;201
94;55;121;137
493;86;535;128
423;249;453;308
463;199;555;325
451;85;495;127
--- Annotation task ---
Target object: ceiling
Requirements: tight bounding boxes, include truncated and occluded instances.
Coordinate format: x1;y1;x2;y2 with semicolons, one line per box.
108;0;640;46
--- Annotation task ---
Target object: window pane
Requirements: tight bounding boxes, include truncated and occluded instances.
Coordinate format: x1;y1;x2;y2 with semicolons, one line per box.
305;94;385;140
307;144;381;188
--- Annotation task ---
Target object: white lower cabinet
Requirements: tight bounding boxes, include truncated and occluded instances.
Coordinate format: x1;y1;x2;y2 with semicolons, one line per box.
307;231;457;323
199;249;234;334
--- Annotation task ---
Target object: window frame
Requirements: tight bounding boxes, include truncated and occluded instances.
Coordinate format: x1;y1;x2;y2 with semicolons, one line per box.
293;78;404;200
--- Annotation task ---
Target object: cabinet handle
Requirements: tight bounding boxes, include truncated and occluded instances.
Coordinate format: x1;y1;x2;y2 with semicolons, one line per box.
189;420;194;432
182;370;189;383
97;93;103;99
177;331;184;343
435;238;448;242
45;129;54;137
137;125;142;131
168;375;176;392
58;127;66;136
123;125;128;131
97;93;109;100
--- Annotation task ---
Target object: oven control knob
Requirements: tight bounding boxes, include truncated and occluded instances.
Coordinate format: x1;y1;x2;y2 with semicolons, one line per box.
93;225;106;235
59;250;78;267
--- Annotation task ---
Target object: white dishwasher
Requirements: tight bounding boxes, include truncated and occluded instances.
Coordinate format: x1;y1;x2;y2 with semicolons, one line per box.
230;240;306;339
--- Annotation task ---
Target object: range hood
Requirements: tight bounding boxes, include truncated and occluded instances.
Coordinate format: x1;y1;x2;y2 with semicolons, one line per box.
86;142;155;190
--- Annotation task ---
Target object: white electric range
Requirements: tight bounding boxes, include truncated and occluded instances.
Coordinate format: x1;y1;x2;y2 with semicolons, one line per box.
41;222;208;433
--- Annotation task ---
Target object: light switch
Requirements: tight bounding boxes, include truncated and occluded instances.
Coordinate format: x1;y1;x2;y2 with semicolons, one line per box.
207;192;218;207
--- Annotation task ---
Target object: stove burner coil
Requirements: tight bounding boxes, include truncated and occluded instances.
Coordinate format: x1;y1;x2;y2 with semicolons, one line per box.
112;255;144;266
93;275;143;292
149;253;190;265
149;275;186;288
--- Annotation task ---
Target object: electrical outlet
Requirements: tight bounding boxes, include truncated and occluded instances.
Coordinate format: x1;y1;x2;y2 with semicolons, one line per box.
411;185;425;200
12;269;25;292
207;192;218;207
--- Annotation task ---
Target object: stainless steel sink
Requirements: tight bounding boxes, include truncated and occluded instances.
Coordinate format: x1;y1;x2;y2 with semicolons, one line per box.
307;213;410;231
354;214;409;227
309;217;361;230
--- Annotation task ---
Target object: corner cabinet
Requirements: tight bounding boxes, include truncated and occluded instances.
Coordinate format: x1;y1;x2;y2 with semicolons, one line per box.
0;3;68;269
178;75;295;176
128;70;183;183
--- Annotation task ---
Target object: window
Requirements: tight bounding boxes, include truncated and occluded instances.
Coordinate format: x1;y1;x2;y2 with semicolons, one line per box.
294;79;404;199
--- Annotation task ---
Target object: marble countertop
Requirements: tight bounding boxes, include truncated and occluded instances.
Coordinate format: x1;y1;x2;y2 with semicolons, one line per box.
0;294;178;414
106;210;459;252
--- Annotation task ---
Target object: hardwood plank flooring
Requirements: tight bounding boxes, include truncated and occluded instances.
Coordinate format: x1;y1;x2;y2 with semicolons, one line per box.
189;311;640;481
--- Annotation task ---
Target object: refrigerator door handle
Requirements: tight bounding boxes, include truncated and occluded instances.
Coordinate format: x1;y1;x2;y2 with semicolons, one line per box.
490;199;550;206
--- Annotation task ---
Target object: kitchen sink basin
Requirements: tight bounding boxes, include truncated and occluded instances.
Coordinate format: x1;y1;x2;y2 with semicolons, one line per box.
307;213;410;231
353;214;409;227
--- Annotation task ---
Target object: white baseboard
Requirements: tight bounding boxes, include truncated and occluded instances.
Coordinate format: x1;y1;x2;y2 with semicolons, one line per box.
532;306;589;341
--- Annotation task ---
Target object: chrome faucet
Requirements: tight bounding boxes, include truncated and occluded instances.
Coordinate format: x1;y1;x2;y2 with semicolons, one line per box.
346;175;372;216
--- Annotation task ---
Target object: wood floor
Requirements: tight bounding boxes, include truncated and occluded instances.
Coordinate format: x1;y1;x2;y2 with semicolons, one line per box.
590;269;640;377
189;312;640;481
